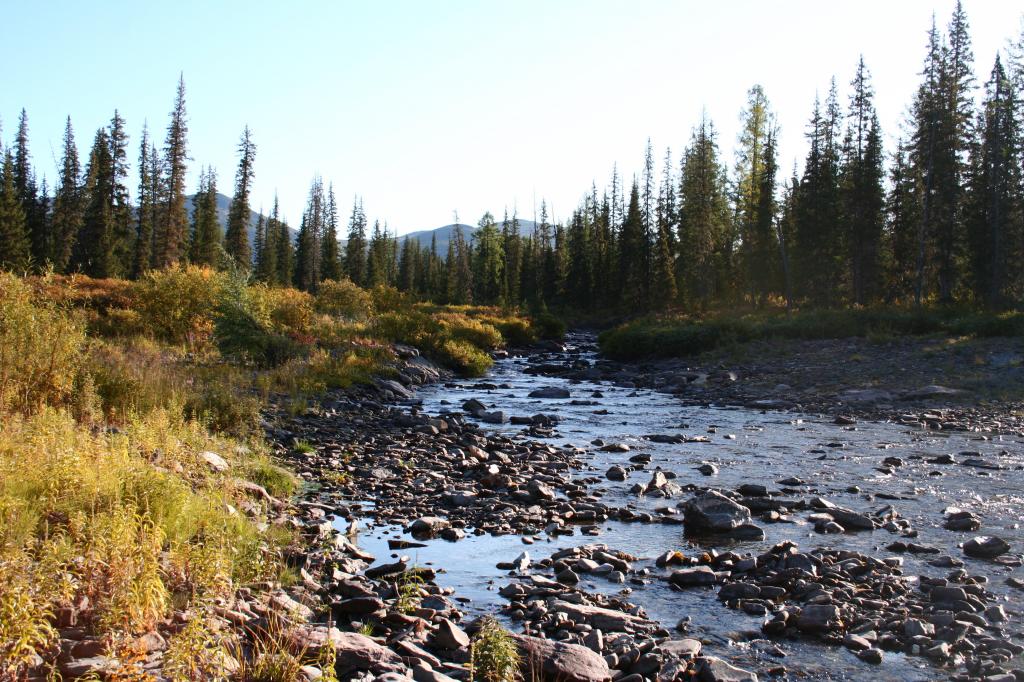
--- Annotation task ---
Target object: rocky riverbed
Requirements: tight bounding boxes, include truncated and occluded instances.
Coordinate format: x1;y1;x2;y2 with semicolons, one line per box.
250;333;1024;681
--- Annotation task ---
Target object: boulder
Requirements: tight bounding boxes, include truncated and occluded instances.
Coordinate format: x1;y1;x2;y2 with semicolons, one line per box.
669;566;718;587
606;465;627;481
408;516;450;537
432;618;470;650
963;535;1011;558
683;491;751;532
512;634;611;682
694;656;758;682
529;387;571;399
796;604;843;634
332;632;405;677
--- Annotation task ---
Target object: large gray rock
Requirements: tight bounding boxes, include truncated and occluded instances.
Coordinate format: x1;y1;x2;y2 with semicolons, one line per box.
694;656;758;682
432;618;470;650
963;535;1011;558
332;632;404;677
529;387;571;399
796;604;843;634
683;491;751;532
669;566;718;587
512;634;611;682
407;516;450;536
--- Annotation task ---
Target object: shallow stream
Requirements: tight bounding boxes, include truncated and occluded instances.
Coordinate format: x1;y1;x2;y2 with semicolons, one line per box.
338;335;1024;680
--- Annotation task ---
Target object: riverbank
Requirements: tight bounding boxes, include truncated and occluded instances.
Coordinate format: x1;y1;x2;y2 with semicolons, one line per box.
590;308;1024;434
0;270;547;680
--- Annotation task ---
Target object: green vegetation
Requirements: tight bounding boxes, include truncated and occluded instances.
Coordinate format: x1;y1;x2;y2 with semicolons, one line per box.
599;307;1024;361
0;269;537;677
470;617;520;682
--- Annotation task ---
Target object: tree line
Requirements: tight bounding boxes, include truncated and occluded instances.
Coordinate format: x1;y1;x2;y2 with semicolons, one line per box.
2;3;1023;313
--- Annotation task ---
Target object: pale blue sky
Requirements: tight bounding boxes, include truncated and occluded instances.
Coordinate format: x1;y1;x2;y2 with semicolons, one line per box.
2;1;1021;232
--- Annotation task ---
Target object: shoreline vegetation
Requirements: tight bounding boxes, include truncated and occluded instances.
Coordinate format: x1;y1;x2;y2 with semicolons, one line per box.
0;268;549;679
597;307;1024;361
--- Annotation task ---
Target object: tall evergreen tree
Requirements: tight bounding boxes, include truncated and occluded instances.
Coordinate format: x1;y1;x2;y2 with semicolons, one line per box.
841;57;886;304
73;128;117;277
794;84;843;306
344;197;368;285
321;183;342;281
13;109;44;268
966;55;1020;307
678;114;731;306
256;196;281;283
108;110;134;274
225;126;256;267
155;75;189;267
133;126;160;277
619;181;647;309
445;221;473;304
734;85;774;302
294;177;325;291
0;151;30;270
51;116;83;272
473;212;504;304
188;167;222;267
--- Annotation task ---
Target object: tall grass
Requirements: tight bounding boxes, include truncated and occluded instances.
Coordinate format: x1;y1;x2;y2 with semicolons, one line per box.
598;307;1024;360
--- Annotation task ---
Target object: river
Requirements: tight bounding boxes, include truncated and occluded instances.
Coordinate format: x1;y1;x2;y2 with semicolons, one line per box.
336;334;1024;680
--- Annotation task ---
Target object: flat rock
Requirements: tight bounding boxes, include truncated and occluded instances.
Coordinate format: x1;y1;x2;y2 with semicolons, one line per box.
333;632;405;677
529;387;571;399
512;634;611;682
694;655;758;682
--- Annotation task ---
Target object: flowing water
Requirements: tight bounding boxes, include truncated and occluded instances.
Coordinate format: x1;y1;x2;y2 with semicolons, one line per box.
337;335;1024;680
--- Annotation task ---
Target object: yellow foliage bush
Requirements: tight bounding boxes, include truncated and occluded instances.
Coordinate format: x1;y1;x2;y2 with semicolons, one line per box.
315;278;375;320
134;265;225;346
0;272;86;414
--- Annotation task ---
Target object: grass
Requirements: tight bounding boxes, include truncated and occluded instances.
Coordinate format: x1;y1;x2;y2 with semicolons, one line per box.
0;269;547;677
598;307;1024;361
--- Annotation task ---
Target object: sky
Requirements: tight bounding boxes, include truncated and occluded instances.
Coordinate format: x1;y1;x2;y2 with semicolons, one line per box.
2;0;1022;234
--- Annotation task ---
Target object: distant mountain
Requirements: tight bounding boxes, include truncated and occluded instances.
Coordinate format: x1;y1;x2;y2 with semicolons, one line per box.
400;219;539;255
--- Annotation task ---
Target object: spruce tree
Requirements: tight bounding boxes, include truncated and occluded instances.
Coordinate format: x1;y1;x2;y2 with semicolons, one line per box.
133;125;160;277
321;183;342;281
0;151;30;270
225;126;256;267
188;167;222;267
156;75;189;267
840;57;886;305
108;110;134;275
51;116;83;272
473;212;504;304
74;129;117;278
619;181;646;309
734;85;773;302
678;114;731;307
256;197;281;283
966;55;1020;307
344;198;368;285
294;177;325;291
445;221;473;304
13;109;43;268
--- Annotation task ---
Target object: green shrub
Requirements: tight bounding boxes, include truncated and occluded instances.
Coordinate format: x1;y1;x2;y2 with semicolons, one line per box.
471;617;520;682
215;274;305;368
533;312;567;340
